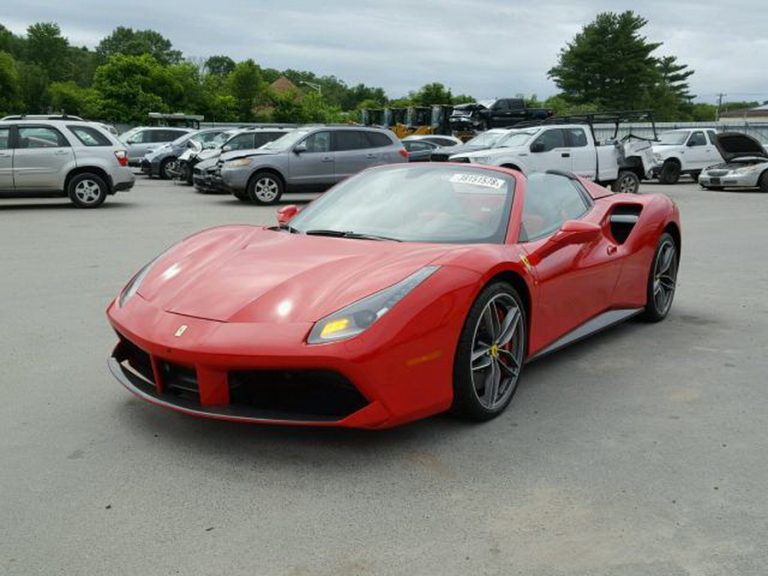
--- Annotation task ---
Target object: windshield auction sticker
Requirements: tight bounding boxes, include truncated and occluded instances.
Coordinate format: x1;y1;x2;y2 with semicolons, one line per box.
449;173;506;190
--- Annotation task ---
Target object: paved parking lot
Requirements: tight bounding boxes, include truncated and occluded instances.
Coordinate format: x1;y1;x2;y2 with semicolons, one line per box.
1;177;767;576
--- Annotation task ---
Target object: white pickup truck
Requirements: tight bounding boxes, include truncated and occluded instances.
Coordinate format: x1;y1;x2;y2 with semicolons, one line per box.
449;123;654;193
651;128;723;184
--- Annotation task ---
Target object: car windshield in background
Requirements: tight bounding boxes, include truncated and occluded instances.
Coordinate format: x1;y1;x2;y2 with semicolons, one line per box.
466;130;507;147
289;165;515;244
211;131;238;147
262;129;310;151
657;132;688;145
497;129;539;147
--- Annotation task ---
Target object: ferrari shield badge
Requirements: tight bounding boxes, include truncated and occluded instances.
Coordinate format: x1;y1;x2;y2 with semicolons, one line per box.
174;325;188;338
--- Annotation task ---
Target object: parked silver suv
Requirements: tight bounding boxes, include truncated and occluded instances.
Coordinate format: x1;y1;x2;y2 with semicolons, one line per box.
219;126;407;204
0;120;135;208
119;126;194;166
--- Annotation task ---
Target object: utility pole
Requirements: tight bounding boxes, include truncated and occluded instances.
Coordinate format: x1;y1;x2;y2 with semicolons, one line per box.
715;93;726;121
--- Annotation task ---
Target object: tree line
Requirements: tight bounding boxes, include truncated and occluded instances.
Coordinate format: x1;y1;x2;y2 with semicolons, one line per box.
0;14;760;125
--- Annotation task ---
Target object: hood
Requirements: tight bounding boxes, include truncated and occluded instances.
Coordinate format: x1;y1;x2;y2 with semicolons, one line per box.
712;132;768;162
220;148;278;163
136;227;454;323
196;148;221;162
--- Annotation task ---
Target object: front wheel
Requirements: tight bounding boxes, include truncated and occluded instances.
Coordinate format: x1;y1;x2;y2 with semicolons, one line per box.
247;171;284;205
68;173;108;208
642;233;679;322
611;170;640;194
658;160;681;184
759;171;768;193
159;157;177;180
452;282;527;421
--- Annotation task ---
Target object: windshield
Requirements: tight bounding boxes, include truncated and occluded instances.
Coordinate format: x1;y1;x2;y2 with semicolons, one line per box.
289;165;515;244
496;129;538;147
262;129;311;151
211;131;238;148
657;131;688;145
466;130;507;147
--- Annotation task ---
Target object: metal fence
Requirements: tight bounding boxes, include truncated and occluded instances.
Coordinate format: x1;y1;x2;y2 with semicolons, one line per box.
593;122;768;144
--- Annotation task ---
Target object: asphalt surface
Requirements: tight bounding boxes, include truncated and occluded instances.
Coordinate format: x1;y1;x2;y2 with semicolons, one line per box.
1;176;766;576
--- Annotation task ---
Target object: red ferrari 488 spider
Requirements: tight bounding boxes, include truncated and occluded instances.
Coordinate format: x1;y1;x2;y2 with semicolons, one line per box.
107;164;680;428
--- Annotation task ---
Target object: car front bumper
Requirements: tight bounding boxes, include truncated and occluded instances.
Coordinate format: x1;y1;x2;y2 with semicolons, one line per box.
105;286;470;428
699;172;760;188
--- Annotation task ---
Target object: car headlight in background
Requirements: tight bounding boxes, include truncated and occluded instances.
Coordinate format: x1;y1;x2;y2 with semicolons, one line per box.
224;158;253;169
307;266;440;344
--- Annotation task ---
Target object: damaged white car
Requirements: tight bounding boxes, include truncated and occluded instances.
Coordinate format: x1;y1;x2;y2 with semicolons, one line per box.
699;133;768;192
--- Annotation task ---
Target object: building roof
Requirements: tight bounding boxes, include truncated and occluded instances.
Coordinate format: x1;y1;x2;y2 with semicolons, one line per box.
720;104;768;118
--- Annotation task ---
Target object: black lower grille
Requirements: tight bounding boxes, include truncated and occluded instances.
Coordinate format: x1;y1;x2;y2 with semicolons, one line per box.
228;370;368;421
115;337;154;384
158;361;199;401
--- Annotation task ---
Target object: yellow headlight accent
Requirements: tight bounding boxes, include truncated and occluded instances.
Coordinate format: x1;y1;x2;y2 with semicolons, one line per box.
320;318;349;338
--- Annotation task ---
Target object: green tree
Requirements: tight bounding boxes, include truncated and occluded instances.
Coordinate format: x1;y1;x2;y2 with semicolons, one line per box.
26;22;70;82
16;61;49;113
96;27;182;66
548;11;663;110
0;51;21;114
228;59;265;121
204;55;235;76
92;54;169;122
0;24;25;58
48;81;103;117
412;82;453;106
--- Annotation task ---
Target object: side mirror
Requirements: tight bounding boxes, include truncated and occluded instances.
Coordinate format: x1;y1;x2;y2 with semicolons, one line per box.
277;204;299;225
294;143;307;154
530;142;546;153
532;220;601;262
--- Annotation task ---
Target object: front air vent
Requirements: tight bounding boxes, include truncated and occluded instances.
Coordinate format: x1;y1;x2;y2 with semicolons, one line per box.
608;204;643;244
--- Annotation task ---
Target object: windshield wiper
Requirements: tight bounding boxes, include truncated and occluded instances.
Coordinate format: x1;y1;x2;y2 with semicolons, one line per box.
304;229;401;242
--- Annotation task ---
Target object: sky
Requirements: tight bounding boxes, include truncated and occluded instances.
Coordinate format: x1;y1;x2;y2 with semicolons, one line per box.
2;0;767;105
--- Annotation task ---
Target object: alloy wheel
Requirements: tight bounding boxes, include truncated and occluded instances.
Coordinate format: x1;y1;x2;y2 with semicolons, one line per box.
652;238;677;316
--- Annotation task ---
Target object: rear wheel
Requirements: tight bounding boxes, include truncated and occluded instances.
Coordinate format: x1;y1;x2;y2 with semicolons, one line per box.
452;282;526;421
759;171;768;193
658;160;681;184
642;233;678;322
68;173;107;208
247;171;284;205
611;170;640;194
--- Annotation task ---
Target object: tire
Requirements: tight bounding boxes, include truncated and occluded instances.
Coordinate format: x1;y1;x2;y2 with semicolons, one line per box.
247;171;284;205
759;171;768;193
658;160;681;184
611;170;640;194
689;170;701;182
159;157;176;180
452;282;527;421
67;173;108;208
642;233;678;322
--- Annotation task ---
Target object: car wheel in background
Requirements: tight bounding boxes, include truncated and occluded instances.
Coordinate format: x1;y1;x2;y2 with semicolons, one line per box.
68;173;108;208
642;232;678;322
159;157;176;180
689;171;701;181
658;160;681;184
611;170;640;194
247;172;284;205
452;282;526;421
759;171;768;193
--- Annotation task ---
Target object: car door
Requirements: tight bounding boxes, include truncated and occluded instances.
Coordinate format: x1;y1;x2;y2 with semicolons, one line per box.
13;125;75;191
518;173;622;352
287;130;335;190
0;126;12;190
563;127;595;178
528;128;572;173
333;130;377;179
683;131;714;170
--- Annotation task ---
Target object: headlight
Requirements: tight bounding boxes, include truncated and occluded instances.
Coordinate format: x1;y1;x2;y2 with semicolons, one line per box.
118;250;170;307
224;158;253;168
470;156;491;164
307;266;440;344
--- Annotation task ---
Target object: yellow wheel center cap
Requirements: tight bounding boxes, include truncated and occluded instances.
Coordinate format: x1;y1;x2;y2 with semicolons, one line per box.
490;344;499;359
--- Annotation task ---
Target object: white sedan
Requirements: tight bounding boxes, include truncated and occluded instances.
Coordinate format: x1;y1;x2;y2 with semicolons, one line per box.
699;133;768;192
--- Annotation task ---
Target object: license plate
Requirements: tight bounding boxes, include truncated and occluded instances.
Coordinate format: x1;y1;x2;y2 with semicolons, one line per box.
711;178;721;184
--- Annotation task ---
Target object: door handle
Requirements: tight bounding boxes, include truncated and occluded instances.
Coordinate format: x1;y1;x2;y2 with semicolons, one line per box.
561;152;570;158
607;245;618;255
366;154;376;159
0;152;11;158
53;150;69;155
321;157;333;163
